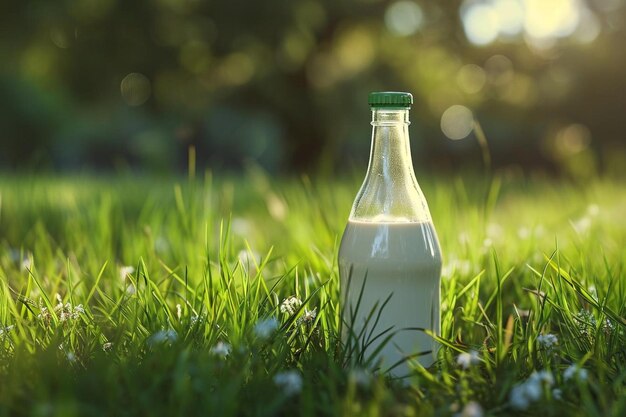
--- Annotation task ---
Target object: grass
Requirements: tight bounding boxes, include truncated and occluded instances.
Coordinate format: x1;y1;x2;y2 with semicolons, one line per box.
0;170;624;416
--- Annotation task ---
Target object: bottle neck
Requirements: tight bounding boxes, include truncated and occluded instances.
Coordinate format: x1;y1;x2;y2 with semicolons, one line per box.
348;107;432;223
367;108;415;184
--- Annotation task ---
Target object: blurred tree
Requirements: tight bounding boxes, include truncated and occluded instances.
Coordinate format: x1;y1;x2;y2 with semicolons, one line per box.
0;0;624;174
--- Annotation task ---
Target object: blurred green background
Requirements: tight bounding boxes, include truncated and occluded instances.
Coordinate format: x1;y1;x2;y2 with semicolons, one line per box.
1;0;625;175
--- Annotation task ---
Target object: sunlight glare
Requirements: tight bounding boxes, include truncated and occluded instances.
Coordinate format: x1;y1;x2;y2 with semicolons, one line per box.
462;3;500;45
385;1;424;37
493;0;524;37
441;105;474;140
524;0;580;39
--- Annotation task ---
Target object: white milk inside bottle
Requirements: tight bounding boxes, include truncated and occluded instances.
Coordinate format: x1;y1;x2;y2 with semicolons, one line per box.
339;92;442;378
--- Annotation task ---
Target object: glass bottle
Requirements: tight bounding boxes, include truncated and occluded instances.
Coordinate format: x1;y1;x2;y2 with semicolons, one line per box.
338;92;442;378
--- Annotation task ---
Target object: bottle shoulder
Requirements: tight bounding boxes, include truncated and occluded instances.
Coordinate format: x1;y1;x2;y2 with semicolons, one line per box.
350;176;433;223
339;221;442;264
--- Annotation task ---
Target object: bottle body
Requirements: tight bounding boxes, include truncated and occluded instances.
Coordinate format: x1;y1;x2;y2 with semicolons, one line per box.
339;98;442;377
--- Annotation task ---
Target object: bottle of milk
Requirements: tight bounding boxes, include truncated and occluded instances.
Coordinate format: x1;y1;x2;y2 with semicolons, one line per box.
339;91;442;378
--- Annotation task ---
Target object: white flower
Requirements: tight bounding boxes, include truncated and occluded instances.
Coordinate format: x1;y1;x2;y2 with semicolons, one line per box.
517;227;531;240
238;250;261;270
0;325;14;337
529;370;554;387
456;401;484;417
37;306;51;322
487;223;503;240
21;257;32;271
266;193;287;221
587;285;597;299
280;296;302;315
575;309;596;337
102;342;113;352
523;379;542;402
587;204;599;217
509;384;530;410
148;329;178;346
176;304;182;321
231;218;252;236
535;225;545;237
191;314;205;325
67;352;77;362
442;259;472;278
273;370;303;396
155;237;169;254
509;370;554;410
300;308;317;325
537;334;558;349
456;350;480;369
571;217;591;235
552;388;562;400
210;341;231;358
254;317;279;339
119;266;135;281
563;365;588;382
71;304;85;320
59;310;70;322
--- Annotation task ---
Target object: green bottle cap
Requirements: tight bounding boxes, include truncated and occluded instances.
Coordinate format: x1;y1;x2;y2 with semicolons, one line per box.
368;91;413;108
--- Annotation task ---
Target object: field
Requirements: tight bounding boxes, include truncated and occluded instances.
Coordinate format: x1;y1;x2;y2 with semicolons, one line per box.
0;171;624;416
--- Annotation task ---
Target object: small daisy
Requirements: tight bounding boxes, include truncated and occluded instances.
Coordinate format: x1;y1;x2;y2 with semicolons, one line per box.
537;333;558;349
21;257;32;272
456;350;480;369
509;384;531;410
0;325;15;337
71;304;85;320
280;296;302;315
571;216;591;235
191;314;205;325
148;329;178;346
238;250;261;270
456;401;484;417
119;265;135;281
509;370;554;410
563;365;588;382
254;317;278;339
210;341;232;358
517;227;531;240
299;308;317;325
273;370;303;396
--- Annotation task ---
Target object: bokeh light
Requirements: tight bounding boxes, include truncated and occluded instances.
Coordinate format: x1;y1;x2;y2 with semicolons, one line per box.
574;7;602;43
460;0;602;47
441;105;475;140
120;73;152;106
524;0;579;40
385;1;424;37
457;64;487;94
2;0;625;173
554;123;592;156
492;0;525;37
484;54;514;86
462;3;500;45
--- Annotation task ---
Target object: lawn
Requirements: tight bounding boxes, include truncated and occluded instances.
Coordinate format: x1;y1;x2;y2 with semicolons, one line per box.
0;171;624;416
